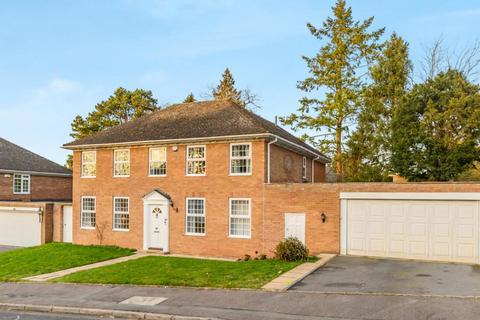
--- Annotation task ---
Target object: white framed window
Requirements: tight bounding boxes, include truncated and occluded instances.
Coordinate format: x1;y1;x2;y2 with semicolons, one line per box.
186;145;206;176
149;147;167;176
302;156;307;179
13;174;30;194
114;149;130;177
81;151;96;178
185;198;205;235
230;143;252;175
113;197;129;231
229;198;251;238
81;196;96;229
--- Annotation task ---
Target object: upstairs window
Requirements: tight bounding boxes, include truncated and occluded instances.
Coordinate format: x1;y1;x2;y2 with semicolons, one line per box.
149;147;167;176
186;198;206;235
186;145;206;176
302;156;307;179
81;151;96;178
13;174;30;194
230;143;252;175
114;149;130;177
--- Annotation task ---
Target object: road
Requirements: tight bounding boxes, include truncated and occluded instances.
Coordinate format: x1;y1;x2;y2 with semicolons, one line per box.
0;311;106;320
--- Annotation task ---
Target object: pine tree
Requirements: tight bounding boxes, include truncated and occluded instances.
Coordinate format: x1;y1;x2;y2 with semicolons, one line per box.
183;93;196;103
345;33;412;181
212;68;243;106
67;87;159;168
281;0;384;180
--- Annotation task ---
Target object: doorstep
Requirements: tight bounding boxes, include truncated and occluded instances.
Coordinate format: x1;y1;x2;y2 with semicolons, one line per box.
262;253;336;292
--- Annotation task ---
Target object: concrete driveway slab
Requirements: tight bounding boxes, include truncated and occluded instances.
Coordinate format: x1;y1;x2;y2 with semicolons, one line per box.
0;245;21;253
291;256;480;297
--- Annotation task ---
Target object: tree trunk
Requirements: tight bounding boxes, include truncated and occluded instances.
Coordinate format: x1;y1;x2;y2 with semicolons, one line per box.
335;122;343;181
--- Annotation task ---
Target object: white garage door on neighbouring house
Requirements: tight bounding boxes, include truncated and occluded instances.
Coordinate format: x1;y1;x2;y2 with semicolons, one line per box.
0;207;42;247
340;193;480;264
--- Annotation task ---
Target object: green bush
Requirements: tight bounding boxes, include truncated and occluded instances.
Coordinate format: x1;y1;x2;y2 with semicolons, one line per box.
274;237;309;262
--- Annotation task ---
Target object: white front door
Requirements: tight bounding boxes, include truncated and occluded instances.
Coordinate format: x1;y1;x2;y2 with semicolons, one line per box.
149;205;166;249
62;206;73;243
285;213;306;244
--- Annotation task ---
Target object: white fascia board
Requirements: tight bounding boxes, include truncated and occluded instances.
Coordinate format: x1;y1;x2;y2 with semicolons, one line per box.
340;192;480;201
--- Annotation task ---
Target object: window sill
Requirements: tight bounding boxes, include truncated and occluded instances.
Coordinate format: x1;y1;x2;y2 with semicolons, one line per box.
186;174;206;177
13;192;30;195
148;174;167;177
113;228;129;232
185;233;206;237
228;235;251;239
113;175;130;178
81;176;96;179
80;227;96;230
229;173;252;176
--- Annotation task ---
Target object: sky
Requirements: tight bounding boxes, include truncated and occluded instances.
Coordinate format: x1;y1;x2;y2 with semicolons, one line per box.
0;0;479;165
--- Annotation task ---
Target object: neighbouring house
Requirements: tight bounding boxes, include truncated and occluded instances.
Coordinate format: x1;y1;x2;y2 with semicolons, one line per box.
63;100;480;264
0;137;73;246
63;100;329;257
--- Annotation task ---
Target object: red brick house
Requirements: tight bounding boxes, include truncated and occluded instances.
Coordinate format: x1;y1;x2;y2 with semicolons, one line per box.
0;137;72;246
63;101;329;257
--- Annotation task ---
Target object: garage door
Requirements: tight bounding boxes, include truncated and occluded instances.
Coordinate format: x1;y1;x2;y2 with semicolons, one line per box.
0;207;41;246
341;194;480;264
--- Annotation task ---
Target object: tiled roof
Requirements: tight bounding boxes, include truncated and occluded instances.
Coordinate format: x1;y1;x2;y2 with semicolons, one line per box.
63;100;329;161
0;137;71;175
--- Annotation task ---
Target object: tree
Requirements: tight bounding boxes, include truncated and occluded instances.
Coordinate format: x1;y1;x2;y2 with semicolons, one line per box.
281;0;384;180
66;87;159;168
183;93;196;103
345;33;412;181
391;70;480;181
211;68;261;109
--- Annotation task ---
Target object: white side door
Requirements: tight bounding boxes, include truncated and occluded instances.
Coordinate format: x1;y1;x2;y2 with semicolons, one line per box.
285;213;306;244
62;206;73;243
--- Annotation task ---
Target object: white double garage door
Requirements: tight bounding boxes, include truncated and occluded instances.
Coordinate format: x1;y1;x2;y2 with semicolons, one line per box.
341;193;480;264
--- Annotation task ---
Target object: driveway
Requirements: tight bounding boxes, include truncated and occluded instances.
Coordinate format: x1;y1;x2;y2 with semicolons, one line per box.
291;256;480;296
0;245;20;253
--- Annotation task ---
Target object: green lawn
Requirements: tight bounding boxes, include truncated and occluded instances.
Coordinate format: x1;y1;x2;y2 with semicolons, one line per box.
55;256;303;289
0;243;135;281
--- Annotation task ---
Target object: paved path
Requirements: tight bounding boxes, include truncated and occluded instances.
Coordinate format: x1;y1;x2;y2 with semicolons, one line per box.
0;246;20;253
24;253;149;282
263;254;336;291
1;282;480;320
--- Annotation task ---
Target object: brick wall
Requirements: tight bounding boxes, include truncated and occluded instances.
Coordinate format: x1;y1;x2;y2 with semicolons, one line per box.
0;174;72;202
72;140;268;256
262;182;480;256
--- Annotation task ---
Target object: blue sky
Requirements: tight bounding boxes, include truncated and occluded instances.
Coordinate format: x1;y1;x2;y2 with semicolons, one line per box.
0;0;479;164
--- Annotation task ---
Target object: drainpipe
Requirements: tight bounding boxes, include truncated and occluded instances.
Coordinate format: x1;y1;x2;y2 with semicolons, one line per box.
267;137;278;184
312;155;320;183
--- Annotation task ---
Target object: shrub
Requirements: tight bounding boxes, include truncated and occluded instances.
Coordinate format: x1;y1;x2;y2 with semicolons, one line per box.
243;254;251;261
274;237;309;261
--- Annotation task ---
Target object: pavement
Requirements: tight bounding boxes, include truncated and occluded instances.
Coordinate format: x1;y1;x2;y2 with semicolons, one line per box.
1;282;480;320
291;256;480;297
0;246;20;253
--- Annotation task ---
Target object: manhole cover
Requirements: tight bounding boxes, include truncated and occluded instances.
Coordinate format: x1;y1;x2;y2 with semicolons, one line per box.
120;296;168;306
